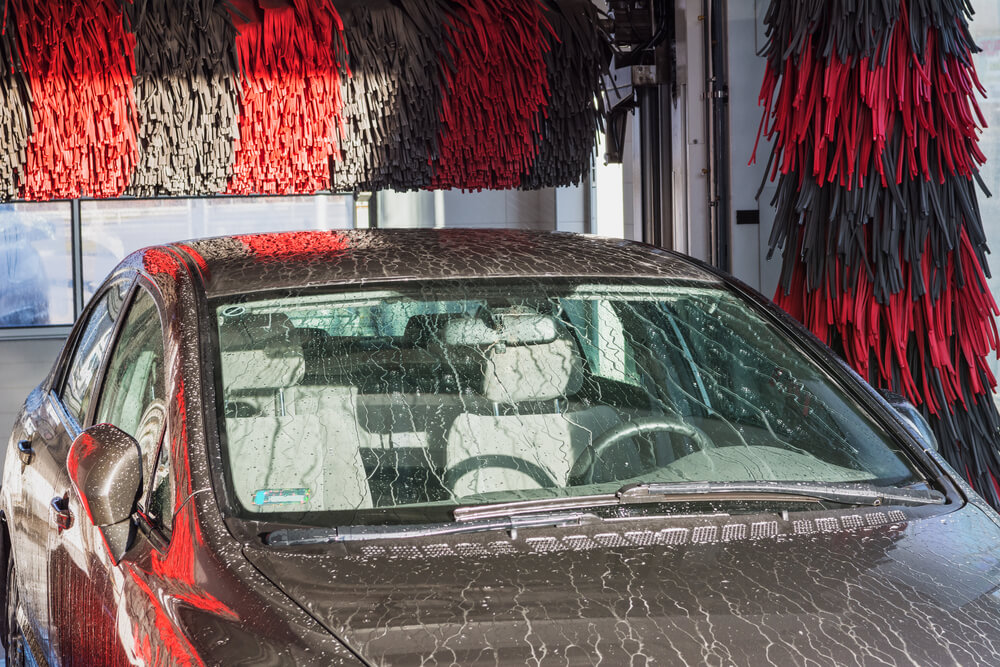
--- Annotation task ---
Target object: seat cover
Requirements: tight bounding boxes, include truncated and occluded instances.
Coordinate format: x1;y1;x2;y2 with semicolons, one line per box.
225;414;372;512
440;314;619;497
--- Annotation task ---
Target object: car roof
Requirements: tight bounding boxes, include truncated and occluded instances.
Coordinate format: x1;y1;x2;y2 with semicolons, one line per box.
158;229;721;297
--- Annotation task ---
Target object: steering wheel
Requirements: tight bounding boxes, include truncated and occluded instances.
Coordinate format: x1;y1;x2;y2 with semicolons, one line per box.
444;455;558;495
569;417;715;486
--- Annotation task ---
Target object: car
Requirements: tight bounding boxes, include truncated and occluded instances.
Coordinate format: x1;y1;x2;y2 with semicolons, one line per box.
3;228;1000;665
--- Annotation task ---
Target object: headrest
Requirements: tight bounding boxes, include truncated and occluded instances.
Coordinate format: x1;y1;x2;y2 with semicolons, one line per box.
481;338;583;403
219;313;294;351
292;327;331;358
434;311;582;403
221;345;305;392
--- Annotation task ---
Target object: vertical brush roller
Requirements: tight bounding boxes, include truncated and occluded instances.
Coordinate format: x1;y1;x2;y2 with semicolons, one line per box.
12;0;138;199
0;0;30;200
226;0;348;195
756;0;1000;506
125;0;240;196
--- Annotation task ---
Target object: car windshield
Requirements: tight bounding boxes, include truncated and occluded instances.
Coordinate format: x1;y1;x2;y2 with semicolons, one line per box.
211;278;923;526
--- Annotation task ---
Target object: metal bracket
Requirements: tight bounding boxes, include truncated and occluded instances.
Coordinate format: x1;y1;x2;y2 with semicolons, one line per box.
632;64;659;86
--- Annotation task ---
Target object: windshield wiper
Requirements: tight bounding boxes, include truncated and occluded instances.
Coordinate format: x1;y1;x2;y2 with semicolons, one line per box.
265;482;945;545
453;481;944;523
264;511;599;546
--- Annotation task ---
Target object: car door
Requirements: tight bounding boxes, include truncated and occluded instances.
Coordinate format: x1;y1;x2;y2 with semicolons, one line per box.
5;275;131;664
6;276;132;664
47;280;169;665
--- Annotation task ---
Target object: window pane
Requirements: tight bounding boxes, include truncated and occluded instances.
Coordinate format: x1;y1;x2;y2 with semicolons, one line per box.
94;288;166;507
81;196;355;301
61;281;130;425
0;202;73;327
148;443;174;533
95;290;164;439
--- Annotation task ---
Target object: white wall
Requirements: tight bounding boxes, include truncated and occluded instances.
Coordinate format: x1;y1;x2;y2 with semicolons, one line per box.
378;186;590;232
725;0;778;296
0;337;64;445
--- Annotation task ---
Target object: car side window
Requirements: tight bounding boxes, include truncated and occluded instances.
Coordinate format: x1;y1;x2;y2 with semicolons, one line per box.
147;444;174;533
93;288;167;518
60;280;129;425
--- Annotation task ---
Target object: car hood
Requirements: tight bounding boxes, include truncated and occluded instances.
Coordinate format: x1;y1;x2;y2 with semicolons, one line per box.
242;503;1000;665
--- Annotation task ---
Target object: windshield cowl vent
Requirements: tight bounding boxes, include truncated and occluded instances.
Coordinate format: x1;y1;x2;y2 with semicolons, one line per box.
348;508;913;561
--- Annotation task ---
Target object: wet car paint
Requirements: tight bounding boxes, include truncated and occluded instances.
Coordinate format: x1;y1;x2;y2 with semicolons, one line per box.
244;501;1000;665
1;229;999;665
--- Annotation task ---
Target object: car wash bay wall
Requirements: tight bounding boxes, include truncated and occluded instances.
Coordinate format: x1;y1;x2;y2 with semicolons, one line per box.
0;338;65;446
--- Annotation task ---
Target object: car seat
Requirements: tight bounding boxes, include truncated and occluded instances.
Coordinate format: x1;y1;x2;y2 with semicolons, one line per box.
439;311;620;498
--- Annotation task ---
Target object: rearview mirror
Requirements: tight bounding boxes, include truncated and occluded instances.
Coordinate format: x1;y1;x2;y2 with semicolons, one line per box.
879;390;939;452
67;423;142;563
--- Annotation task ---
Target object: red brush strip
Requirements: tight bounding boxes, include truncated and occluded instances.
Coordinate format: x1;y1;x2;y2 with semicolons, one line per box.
227;0;347;195
774;228;1000;416
755;1;985;187
12;0;138;199
431;0;552;190
126;567;206;667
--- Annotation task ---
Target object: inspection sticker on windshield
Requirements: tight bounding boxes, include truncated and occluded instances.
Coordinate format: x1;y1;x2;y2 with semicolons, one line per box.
253;488;311;505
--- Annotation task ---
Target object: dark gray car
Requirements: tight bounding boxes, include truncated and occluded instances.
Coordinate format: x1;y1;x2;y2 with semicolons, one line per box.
3;229;1000;665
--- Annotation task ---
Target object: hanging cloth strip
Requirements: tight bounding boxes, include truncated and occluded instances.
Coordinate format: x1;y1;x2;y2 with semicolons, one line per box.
125;0;241;196
226;0;348;195
0;0;30;200
755;0;1000;507
332;0;452;192
12;0;139;199
430;0;553;191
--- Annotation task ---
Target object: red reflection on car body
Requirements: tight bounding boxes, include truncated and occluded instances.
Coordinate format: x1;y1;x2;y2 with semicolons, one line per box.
148;507;236;622
150;383;234;619
236;230;349;258
176;243;210;279
143;248;181;278
127;567;206;667
122;379;235;664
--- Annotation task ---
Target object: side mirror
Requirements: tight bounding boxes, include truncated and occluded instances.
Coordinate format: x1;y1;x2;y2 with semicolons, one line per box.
879;390;939;452
67;423;142;563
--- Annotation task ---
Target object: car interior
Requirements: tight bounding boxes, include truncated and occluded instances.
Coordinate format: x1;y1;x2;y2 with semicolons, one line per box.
215;289;914;518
